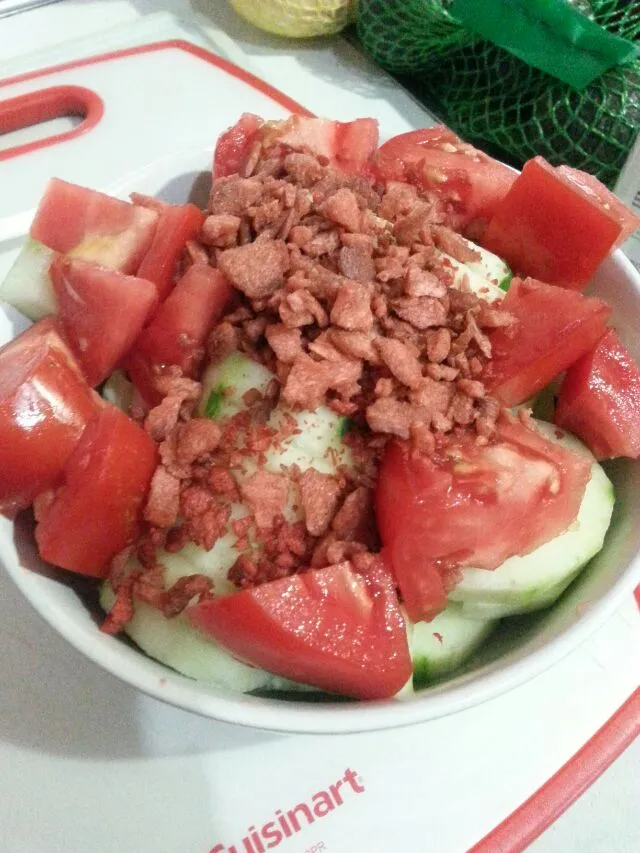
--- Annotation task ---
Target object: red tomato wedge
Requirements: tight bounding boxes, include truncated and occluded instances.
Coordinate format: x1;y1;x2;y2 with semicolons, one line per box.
375;126;516;232
35;405;157;577
30;178;158;274
556;166;639;248
555;329;640;459
0;318;99;517
270;116;379;176
483;277;611;407
135;202;205;301
188;559;412;700
481;157;636;289
50;257;158;387
214;113;263;179
376;416;592;622
126;265;233;403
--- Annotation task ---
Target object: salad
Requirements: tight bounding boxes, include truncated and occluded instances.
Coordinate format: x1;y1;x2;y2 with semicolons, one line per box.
0;114;639;701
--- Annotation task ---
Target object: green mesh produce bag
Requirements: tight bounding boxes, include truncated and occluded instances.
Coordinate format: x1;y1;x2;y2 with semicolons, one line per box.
357;0;640;188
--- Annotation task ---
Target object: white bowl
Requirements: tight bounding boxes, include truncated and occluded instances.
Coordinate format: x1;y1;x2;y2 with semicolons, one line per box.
2;153;640;734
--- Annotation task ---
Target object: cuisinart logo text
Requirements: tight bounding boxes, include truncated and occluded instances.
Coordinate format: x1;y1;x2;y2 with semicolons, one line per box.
208;768;365;853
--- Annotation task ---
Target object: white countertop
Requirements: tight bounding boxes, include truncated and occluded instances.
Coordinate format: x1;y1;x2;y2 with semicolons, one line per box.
0;2;638;851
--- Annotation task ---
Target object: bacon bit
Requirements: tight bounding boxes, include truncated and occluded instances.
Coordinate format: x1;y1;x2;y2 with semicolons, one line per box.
186;503;231;551
282;352;332;409
280;289;328;328
330;280;373;332
410;422;436;455
411;377;453;415
161;574;213;618
218;239;290;298
144;395;183;442
477;304;516;328
393;201;438;246
302;229;341;258
375;337;423;389
175;419;221;466
326;540;367;565
404;265;447;298
378;181;419;221
448;391;476;425
426;362;459;382
153;373;202;402
433;632;444;645
338;245;376;282
100;577;136;635
374;377;395;398
457;378;485;399
331;487;374;542
208;176;263;216
299;469;342;536
180;485;214;518
320;188;361;232
329;329;380;364
426;327;452;363
240;470;288;530
392;296;448;330
366;397;421;439
144;467;181;528
431;225;480;263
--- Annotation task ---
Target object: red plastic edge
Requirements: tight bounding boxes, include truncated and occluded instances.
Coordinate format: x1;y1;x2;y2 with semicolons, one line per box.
470;589;640;853
0;85;104;162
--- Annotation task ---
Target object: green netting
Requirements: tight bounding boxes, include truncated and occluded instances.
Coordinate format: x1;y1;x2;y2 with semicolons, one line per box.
357;0;640;188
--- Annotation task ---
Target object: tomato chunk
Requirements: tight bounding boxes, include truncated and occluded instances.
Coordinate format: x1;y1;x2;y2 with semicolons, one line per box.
375;126;516;232
50;257;158;387
135;202;205;301
376;416;592;622
555;329;640;459
214;113;263;179
481;158;636;289
126;265;233;402
188;559;412;700
483;277;611;406
30;178;158;274
0;318;99;516
273;116;379;176
35;405;157;577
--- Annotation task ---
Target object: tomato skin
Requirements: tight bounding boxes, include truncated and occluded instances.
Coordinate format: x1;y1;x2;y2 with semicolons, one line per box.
126;265;233;403
484;277;611;407
376;416;592;622
272;116;379;176
555;166;639;248
481;158;628;289
135;203;206;301
188;559;412;700
30;178;158;274
214;113;263;178
35;405;157;577
555;329;640;459
374;126;516;231
50;257;158;387
0;318;100;517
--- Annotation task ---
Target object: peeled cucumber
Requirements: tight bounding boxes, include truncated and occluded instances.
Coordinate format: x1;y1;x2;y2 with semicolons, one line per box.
100;582;306;692
411;603;495;686
198;351;274;420
449;423;615;617
0;238;56;320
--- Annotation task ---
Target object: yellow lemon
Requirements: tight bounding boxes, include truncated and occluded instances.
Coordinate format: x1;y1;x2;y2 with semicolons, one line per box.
229;0;358;38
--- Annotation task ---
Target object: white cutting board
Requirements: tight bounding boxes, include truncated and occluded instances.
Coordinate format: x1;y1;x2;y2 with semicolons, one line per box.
0;39;309;240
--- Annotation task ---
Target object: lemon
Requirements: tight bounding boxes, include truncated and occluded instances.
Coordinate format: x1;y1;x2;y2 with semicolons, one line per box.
229;0;358;38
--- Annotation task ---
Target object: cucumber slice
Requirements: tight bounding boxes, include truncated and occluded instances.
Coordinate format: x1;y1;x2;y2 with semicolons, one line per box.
100;583;306;692
198;351;275;420
267;405;353;474
101;369;133;413
463;240;512;291
0;238;56;320
448;423;615;617
437;251;504;303
411;603;495;686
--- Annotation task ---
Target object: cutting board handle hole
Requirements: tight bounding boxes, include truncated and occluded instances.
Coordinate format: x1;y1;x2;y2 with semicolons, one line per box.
0;85;104;161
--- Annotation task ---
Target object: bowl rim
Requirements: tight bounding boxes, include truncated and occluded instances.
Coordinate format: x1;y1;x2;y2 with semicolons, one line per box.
2;249;640;735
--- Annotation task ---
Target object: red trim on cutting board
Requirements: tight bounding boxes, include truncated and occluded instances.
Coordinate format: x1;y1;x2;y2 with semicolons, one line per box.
0;39;312;113
0;41;311;161
0;85;103;161
471;589;640;853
